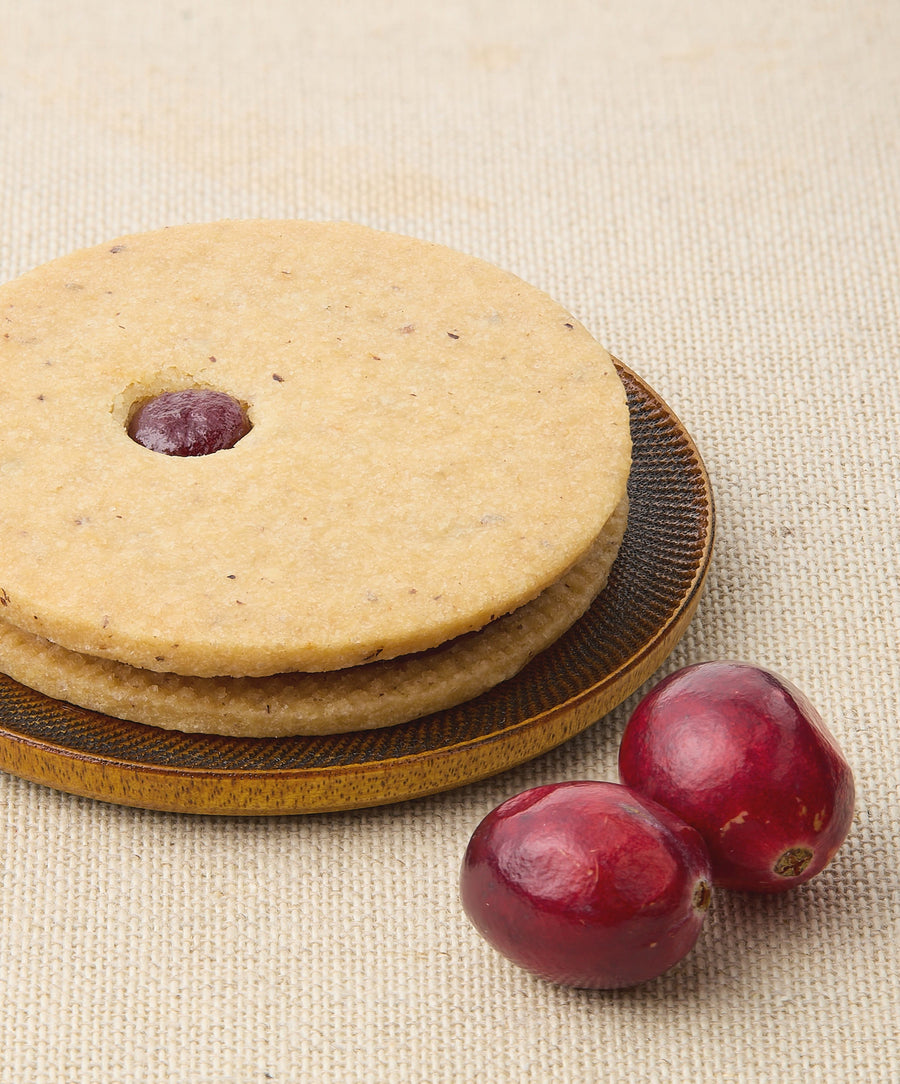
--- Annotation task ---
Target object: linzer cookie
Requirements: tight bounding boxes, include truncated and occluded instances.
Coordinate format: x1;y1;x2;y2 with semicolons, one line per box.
0;220;632;684
0;498;627;736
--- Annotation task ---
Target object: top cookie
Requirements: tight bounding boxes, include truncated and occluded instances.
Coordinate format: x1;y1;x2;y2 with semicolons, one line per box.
0;220;631;677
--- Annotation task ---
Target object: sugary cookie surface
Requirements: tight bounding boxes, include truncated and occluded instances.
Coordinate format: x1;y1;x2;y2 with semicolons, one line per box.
0;220;631;677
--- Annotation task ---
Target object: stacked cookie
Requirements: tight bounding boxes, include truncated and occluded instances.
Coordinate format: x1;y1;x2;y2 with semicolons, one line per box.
0;222;631;736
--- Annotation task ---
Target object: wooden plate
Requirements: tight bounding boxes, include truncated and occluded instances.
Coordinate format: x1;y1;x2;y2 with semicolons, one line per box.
0;362;714;815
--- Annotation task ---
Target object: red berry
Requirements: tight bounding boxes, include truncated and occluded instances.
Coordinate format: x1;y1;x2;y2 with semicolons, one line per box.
128;389;250;456
460;780;713;989
618;661;855;893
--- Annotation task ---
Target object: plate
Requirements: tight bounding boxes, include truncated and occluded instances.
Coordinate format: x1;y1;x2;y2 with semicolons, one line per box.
0;362;714;815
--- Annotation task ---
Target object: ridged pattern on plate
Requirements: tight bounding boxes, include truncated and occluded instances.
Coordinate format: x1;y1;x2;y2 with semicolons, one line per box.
0;363;713;794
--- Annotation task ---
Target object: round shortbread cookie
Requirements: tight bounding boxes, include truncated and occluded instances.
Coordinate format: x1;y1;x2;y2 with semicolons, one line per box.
0;499;627;737
0;220;631;678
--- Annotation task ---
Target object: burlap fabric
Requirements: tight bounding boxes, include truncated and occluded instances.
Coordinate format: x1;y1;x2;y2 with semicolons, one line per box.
1;2;897;1081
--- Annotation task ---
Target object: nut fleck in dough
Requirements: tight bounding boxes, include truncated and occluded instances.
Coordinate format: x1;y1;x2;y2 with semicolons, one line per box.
0;220;631;678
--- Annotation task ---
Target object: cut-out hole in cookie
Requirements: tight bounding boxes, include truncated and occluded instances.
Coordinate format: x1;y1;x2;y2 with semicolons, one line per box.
127;388;252;457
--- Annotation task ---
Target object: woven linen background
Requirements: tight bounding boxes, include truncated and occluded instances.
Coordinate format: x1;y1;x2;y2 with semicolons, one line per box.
1;2;898;1082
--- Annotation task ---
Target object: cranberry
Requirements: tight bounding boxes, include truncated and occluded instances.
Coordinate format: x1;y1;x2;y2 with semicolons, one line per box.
128;389;250;456
460;780;712;989
618;661;855;893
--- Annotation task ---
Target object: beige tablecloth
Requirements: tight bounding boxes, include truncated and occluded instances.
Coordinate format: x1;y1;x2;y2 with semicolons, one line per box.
1;2;897;1081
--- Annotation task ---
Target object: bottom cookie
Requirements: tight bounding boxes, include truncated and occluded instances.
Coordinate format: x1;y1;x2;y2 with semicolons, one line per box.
0;500;628;737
